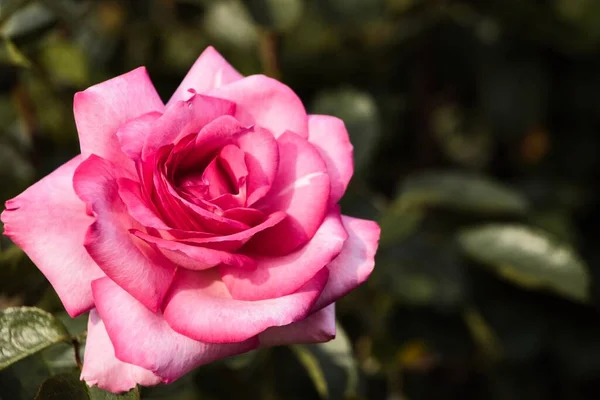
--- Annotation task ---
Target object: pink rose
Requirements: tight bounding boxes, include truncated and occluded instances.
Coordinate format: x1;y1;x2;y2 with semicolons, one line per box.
1;47;380;393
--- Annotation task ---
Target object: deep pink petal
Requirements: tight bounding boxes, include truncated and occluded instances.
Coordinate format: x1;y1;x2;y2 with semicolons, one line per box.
167;46;244;106
239;127;279;205
73;155;176;312
308;115;354;204
163;174;251;234
220;210;347;300
92;277;258;383
1;156;104;317
259;304;336;347
81;309;161;392
163;268;329;344
222;208;265;226
118;178;170;230
131;230;255;270
208;75;309;138
166;211;286;252
74;67;164;165
248;132;330;255
116;112;162;160
142;94;236;161
201;154;236;199
170;117;278;208
312;216;380;311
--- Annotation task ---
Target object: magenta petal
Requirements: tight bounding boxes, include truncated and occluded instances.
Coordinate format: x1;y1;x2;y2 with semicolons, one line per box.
131;230;256;270
116;112;162;160
312;216;381;312
220;210;347;300
92;277;259;383
209;75;309;138
1;156;104;317
81;309;161;393
74;67;164;165
239;127;279;206
163;268;329;344
178;119;278;207
73;155;176;312
165;211;286;252
259;304;336;347
143;94;236;160
167;46;244;105
308;115;354;205
249;132;331;255
118;178;170;230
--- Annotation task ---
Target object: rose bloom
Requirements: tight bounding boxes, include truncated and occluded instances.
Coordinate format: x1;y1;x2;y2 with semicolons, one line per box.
1;47;380;393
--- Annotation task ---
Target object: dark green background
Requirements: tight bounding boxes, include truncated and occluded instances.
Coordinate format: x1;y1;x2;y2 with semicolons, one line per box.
2;0;600;399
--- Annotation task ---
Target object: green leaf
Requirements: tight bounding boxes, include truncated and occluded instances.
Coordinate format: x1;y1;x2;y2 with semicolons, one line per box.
1;2;55;40
88;386;141;400
35;373;89;400
290;345;328;398
398;171;529;215
291;323;359;400
0;37;31;67
0;307;70;370
40;39;89;87
458;224;590;302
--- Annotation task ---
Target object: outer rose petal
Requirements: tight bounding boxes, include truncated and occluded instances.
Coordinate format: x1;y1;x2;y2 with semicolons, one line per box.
163;268;329;344
1;156;104;317
81;310;161;393
167;46;244;106
308;115;354;205
92;277;258;383
74;67;164;165
220;210;347;300
73;155;176;312
312;216;381;311
208;75;309;138
258;304;336;347
249;131;330;255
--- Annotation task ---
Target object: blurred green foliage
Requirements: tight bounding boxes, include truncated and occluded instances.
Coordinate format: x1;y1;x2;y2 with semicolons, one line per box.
2;0;600;399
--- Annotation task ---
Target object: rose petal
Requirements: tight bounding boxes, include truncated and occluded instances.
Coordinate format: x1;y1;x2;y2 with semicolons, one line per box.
81;309;161;393
131;230;256;270
220;210;347;300
1;156;104;317
208;75;309;138
167;46;244;106
222;208;265;226
73;155;176;312
116;112;162;160
165;211;286;252
176;119;278;207
248;132;330;255
118;178;170;230
163;268;329;344
143;94;236;160
74;67;164;166
308;115;354;205
92;277;258;383
259;304;336;347
312;216;381;311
